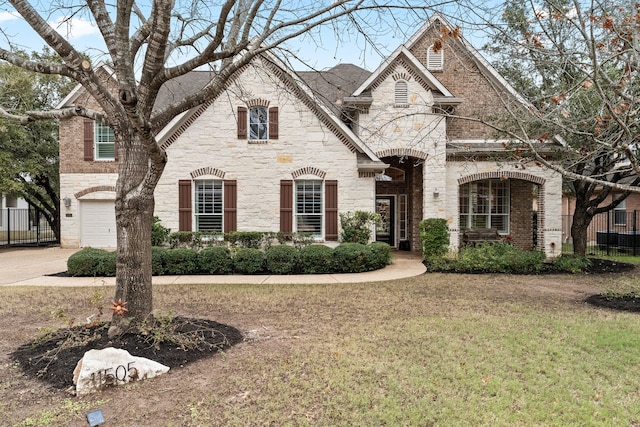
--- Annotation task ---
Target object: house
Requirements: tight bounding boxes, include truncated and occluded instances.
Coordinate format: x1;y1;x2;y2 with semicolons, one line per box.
57;14;563;256
562;190;640;249
1;194;29;232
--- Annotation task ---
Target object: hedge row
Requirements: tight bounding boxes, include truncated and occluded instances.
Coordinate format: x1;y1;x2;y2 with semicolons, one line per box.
67;242;392;277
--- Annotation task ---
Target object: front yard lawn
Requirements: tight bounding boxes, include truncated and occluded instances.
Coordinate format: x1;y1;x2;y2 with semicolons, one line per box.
3;268;640;426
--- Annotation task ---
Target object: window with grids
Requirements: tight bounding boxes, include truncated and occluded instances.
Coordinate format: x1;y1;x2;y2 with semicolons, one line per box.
394;80;408;106
614;199;627;226
195;180;223;232
95;122;115;160
249;106;268;140
459;179;510;234
295;180;323;236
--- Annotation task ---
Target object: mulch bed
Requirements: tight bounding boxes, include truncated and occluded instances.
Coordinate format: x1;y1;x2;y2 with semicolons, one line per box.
10;316;243;391
583;258;637;274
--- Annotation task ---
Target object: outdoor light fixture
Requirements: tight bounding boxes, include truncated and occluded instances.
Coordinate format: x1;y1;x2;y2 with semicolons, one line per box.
63;196;71;207
86;409;105;426
433;188;439;198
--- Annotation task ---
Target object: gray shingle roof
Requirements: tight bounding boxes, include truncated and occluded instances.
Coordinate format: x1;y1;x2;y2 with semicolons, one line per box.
297;63;372;111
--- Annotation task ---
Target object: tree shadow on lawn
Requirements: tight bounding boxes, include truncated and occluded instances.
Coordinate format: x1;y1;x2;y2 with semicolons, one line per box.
10;316;243;392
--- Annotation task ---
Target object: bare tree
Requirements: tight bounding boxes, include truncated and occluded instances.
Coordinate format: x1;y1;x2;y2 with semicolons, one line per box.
463;0;640;255
0;0;452;335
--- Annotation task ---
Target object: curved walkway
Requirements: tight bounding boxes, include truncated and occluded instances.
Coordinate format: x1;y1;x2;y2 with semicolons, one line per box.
0;246;426;287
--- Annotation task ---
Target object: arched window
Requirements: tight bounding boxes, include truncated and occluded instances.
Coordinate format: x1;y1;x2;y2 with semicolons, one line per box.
394;80;408;106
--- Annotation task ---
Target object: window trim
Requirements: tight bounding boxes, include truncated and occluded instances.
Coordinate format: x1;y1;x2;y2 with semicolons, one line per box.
294;179;324;238
194;179;224;232
459;179;510;234
249;106;268;141
94;121;116;161
614;199;627;226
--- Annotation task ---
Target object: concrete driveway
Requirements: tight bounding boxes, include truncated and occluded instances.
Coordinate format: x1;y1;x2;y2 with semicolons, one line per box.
0;246;80;285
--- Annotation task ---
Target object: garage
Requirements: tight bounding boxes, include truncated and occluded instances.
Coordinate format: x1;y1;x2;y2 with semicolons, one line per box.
80;200;117;248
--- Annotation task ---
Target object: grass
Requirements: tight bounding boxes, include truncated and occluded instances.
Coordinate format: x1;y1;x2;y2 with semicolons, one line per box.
0;229;56;244
563;243;640;263
2;272;640;426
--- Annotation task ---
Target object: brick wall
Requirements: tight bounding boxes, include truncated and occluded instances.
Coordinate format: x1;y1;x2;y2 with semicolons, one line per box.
408;23;517;141
509;180;534;250
59;74;119;174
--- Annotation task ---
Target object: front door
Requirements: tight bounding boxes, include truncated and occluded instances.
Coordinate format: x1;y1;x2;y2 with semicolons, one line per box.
375;196;395;246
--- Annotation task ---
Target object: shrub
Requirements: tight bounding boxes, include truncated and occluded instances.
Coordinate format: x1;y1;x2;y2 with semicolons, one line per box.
168;231;204;249
299;245;334;274
198;247;233;274
292;232;315;249
151;216;170;246
67;248;116;277
151;246;167;275
265;245;299;274
163;249;199;275
550;255;592;273
333;242;372;273
199;232;225;248
455;242;545;274
420;218;450;260
367;242;392;270
233;248;264;274
340;211;380;244
227;231;263;249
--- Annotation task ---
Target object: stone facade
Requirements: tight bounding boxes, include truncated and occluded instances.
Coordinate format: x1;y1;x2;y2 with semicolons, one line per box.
57;14;564;258
155;64;376;234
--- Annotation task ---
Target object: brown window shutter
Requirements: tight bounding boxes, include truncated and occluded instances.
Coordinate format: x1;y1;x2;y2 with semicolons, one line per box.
237;106;247;139
268;106;279;139
83;119;94;161
280;180;293;234
178;180;192;231
325;180;338;241
224;180;237;233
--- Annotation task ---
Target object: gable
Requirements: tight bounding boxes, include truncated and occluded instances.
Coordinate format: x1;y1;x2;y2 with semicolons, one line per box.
157;55;385;171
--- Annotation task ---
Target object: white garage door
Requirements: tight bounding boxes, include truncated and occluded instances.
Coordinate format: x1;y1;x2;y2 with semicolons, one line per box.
80;200;117;248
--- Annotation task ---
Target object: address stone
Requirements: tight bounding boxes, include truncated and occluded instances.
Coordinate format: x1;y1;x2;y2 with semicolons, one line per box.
73;347;170;396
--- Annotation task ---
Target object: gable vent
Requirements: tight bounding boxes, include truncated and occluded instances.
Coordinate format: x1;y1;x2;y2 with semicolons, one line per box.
394;80;408;106
427;45;444;71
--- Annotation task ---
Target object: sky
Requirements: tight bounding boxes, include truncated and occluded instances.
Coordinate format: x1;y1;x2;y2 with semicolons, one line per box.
0;2;498;72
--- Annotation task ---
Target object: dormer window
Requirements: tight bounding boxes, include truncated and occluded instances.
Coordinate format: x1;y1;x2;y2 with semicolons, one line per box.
427;44;444;71
394;80;409;106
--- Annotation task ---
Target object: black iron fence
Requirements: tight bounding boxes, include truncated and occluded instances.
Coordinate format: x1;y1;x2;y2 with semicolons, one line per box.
0;208;57;247
562;210;640;256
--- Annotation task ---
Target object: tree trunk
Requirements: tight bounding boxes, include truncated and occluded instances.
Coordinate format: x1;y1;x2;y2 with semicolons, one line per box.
109;131;156;336
571;206;592;257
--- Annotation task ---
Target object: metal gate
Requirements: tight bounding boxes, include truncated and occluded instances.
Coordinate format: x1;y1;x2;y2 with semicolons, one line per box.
0;208;57;247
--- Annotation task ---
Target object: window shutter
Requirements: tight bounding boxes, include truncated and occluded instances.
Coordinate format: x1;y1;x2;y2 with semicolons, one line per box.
237;106;247;139
178;180;192;231
280;180;293;234
224;180;237;233
268;106;279;139
325;180;338;241
83;119;94;161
